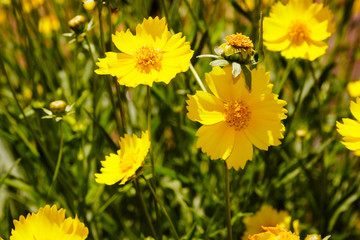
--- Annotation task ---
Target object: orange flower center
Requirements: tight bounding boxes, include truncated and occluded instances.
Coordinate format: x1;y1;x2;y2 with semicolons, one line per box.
120;153;138;173
224;100;251;130
135;45;162;73
288;21;309;45
225;33;254;49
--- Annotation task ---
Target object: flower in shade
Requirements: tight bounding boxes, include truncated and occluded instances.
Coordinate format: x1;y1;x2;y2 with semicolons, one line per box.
248;226;299;240
10;205;88;240
242;205;291;240
186;66;287;170
239;0;274;12
347;81;360;98
95;131;150;185
336;98;360;156
95;17;193;87
38;15;60;36
263;0;334;60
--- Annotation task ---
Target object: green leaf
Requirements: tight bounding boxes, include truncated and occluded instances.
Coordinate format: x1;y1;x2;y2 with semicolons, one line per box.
0;158;21;188
241;64;252;91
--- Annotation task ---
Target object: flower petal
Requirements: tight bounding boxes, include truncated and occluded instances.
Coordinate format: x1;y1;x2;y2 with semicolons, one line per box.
225;131;253;170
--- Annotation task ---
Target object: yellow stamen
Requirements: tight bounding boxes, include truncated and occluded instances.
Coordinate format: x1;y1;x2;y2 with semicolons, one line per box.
135;45;162;73
225;33;254;49
288;21;310;45
224;100;251;130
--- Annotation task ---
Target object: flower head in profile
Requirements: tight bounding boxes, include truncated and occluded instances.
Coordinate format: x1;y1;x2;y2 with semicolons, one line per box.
347;81;360;98
95;17;193;87
336;98;360;156
242;205;291;240
186;66;287;170
248;226;299;240
263;0;334;60
10;205;88;240
95;131;150;185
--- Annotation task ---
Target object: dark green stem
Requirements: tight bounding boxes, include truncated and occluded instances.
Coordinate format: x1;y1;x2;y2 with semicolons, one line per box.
275;59;296;94
142;176;180;240
134;179;157;238
48;121;64;196
225;161;233;240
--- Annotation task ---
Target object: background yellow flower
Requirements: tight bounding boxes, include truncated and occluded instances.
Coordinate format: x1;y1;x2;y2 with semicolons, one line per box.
242;205;291;240
336;98;360;156
95;131;150;185
347;81;360;98
248;226;299;240
186;66;287;170
263;0;334;60
10;205;88;240
95;17;193;87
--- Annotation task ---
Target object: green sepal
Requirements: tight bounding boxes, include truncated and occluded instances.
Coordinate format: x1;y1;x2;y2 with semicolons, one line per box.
241;64;252;91
232;62;241;79
210;59;230;67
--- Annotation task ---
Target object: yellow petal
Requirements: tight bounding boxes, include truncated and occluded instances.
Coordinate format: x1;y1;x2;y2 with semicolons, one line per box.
196;122;235;160
186;91;225;125
226;131;253;170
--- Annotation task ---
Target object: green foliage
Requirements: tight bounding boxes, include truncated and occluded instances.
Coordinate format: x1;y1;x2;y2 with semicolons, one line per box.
0;0;360;240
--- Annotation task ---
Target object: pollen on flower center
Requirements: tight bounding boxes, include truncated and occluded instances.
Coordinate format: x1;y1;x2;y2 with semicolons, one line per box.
225;33;254;49
224;100;251;130
121;153;138;173
135;45;162;73
288;21;309;45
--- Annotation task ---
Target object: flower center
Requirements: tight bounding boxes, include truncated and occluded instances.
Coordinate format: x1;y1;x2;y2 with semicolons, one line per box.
225;33;254;49
120;153;138;173
224;100;251;130
288;21;309;45
135;45;162;73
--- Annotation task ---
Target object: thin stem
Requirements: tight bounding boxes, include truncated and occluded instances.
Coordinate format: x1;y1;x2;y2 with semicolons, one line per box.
159;0;170;22
189;63;207;92
97;4;123;136
48;121;64;196
224;161;233;240
275;59;296;95
142;176;180;240
147;86;161;237
134;179;157;238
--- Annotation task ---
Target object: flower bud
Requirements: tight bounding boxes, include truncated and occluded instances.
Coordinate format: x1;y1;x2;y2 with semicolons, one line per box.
83;0;96;11
305;234;322;240
296;129;307;138
50;100;67;112
68;15;87;33
216;33;255;64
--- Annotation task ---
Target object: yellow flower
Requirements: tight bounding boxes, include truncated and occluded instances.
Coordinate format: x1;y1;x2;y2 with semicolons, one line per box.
248;225;299;240
186;67;287;170
336;98;360;156
95;17;193;87
238;0;274;12
10;205;88;240
95;131;150;185
38;15;60;36
242;205;291;240
347;81;360;98
82;0;96;11
263;0;334;61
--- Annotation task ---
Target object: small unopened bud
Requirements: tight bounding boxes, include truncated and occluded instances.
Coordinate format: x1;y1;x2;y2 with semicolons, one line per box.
305;234;322;240
83;0;96;11
50;100;67;112
216;33;255;64
68;15;87;33
296;129;307;138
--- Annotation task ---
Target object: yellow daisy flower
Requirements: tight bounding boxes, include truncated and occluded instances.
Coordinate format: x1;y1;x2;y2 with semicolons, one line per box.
186;66;287;170
38;15;60;36
347;81;360;98
95;17;193;87
263;0;334;61
242;205;291;240
95;131;150;185
336;98;360;156
10;205;88;240
248;225;299;240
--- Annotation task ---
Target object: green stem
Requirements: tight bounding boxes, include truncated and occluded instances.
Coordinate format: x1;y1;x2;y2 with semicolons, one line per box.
97;4;123;136
224;161;233;240
275;59;296;94
48;121;64;196
142;176;180;240
134;179;157;238
147;86;161;237
159;0;170;22
189;63;207;92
